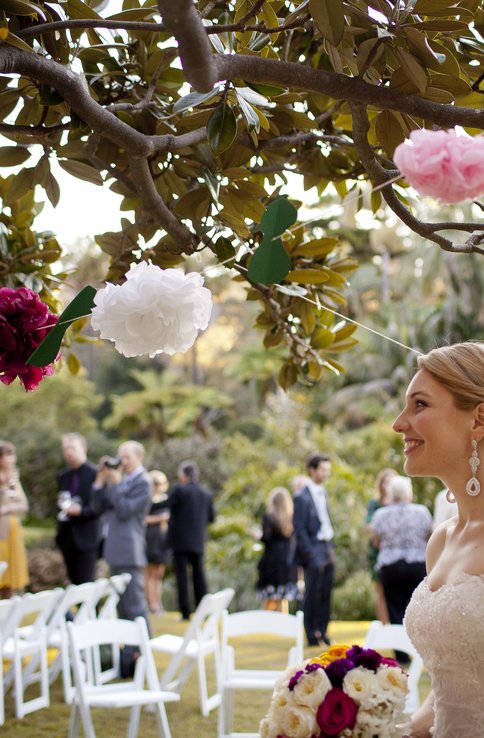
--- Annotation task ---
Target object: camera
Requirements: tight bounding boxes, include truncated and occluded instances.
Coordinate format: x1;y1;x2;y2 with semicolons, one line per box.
102;456;121;469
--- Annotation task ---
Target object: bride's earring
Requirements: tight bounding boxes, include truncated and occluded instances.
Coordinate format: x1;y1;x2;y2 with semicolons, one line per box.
446;488;456;504
466;439;481;497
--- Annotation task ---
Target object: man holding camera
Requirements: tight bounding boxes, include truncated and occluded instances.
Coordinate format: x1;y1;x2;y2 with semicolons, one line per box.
91;440;152;626
56;433;101;584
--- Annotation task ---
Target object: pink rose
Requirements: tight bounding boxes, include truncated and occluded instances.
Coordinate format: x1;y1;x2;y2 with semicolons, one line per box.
0;287;58;391
393;128;484;204
316;688;358;737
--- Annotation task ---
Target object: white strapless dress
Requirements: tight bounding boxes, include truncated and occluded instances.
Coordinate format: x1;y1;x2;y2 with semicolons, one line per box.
404;573;484;737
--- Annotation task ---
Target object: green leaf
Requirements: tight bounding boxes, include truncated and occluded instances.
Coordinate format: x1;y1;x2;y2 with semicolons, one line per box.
44;171;60;208
375;110;406;157
0;145;31;167
0;0;47;18
3;31;35;52
173;89;220;115
395;48;428;94
106;7;157;20
27;286;97;367
4;167;35;203
285;268;330;284
207;102;237;157
259;197;298;242
248;237;291;285
64;0;101;20
213;236;236;263
59;159;104;185
309;0;344;46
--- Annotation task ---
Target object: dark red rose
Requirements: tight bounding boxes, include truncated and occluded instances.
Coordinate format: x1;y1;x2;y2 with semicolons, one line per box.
0;287;58;391
381;656;400;668
316;688;358;737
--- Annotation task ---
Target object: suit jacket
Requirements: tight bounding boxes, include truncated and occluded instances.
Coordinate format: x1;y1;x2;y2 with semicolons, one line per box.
56;461;100;552
293;486;333;568
92;468;152;568
168;481;215;554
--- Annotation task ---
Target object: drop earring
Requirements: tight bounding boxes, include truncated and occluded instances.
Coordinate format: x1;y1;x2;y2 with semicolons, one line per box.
446;488;456;504
466;439;481;497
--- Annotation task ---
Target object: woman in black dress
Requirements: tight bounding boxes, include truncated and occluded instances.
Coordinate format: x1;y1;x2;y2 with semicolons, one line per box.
144;470;170;614
257;486;297;614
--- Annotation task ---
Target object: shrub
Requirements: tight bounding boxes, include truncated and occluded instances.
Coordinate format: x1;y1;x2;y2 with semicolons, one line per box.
331;570;375;621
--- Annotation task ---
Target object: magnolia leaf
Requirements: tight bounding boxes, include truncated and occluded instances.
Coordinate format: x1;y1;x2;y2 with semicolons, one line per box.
248;237;291;285
59;159;103;185
311;328;335;349
310;0;345;46
27;285;97;367
0;145;30;167
259;197;298;242
285;269;330;285
173;89;220;115
375;110;406;157
395;48;428;94
207;101;237;157
296;237;339;258
106;7;157;20
67;351;81;375
236;91;260;133
44;171;60;208
4;167;35;203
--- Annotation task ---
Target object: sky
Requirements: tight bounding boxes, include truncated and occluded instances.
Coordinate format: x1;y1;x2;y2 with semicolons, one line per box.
34;161;124;244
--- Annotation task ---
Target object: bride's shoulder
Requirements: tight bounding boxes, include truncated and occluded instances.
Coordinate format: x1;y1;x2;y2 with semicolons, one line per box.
426;520;453;571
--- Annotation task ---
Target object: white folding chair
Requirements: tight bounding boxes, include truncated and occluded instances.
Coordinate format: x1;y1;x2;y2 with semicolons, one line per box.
67;617;180;738
0;561;7;578
2;588;64;718
363;620;424;713
22;579;109;704
218;609;304;738
93;573;132;684
0;596;23;725
150;588;235;717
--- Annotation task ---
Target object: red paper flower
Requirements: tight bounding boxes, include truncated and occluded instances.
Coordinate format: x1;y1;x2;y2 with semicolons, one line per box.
0;287;58;391
316;688;358;737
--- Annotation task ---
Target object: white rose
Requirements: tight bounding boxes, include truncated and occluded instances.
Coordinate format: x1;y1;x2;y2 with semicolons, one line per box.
280;704;318;738
376;665;408;700
343;666;375;704
259;716;281;738
292;668;332;710
90;262;213;357
275;665;304;691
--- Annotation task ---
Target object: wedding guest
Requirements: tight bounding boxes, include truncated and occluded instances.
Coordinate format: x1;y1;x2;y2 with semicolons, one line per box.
168;460;215;620
56;433;101;584
392;342;484;737
369;475;431;631
256;487;298;614
365;468;397;623
0;441;29;598
144;470;171;615
293;453;335;647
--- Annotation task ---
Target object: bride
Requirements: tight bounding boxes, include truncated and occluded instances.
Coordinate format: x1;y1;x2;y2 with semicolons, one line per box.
393;342;484;738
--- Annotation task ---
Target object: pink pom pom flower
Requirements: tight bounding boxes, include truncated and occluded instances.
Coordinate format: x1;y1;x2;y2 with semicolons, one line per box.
393;128;484;204
0;287;58;391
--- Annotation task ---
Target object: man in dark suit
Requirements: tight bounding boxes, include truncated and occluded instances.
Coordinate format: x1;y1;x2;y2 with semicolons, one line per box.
168;460;215;620
293;453;335;647
56;433;101;584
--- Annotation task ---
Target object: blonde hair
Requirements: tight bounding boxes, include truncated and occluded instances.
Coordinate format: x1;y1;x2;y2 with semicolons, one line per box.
266;487;294;537
388;475;413;503
417;342;484;411
149;469;169;494
375;468;398;502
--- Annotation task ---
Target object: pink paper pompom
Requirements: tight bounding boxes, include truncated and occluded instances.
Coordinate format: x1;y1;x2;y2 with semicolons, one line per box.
393;128;484;204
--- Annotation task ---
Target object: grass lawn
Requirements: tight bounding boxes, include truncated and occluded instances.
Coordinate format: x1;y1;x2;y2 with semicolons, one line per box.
1;612;431;737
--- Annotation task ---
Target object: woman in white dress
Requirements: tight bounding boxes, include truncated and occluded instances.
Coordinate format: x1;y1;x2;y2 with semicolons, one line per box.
393;341;484;738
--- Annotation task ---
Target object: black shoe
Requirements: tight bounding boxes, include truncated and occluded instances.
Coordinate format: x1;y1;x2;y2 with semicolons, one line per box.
307;639;320;647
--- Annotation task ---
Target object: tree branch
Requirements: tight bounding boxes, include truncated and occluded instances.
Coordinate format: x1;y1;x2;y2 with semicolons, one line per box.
215;54;484;129
350;102;484;255
157;0;217;93
127;155;197;252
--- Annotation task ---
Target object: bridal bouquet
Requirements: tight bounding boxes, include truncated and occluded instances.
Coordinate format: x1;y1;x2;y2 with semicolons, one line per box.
259;644;408;738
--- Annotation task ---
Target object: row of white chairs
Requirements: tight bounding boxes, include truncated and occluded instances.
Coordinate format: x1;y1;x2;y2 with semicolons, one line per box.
1;575;423;738
0;573;132;724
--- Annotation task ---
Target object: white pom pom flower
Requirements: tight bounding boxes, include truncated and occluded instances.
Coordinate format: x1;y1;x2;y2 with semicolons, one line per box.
90;262;213;357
